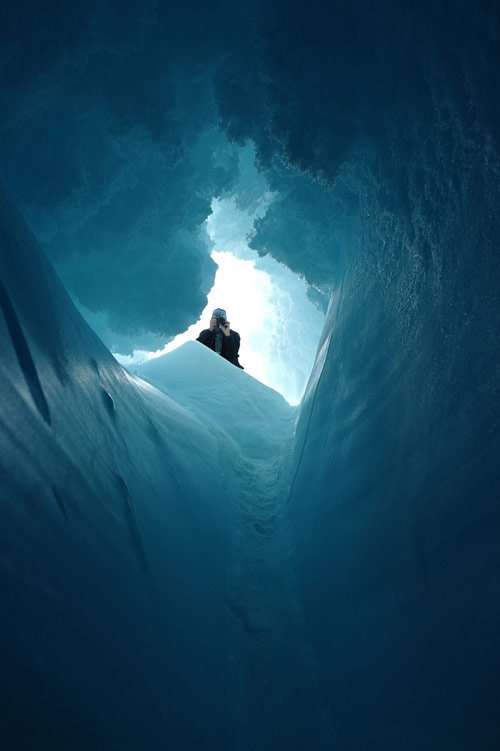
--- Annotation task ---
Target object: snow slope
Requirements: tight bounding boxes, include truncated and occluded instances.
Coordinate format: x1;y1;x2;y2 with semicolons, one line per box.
136;341;293;458
136;347;328;748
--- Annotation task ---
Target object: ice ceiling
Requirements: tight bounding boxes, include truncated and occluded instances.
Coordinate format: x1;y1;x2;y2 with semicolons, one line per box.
0;0;443;350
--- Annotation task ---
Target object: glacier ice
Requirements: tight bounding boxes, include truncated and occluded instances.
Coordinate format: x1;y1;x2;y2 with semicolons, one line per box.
1;1;500;746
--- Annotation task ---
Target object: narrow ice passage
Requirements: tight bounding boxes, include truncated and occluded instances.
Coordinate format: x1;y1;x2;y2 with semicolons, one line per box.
136;344;338;747
2;0;500;736
2;132;500;748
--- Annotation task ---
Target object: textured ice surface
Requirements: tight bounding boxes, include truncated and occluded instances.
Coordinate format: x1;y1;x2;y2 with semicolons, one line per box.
1;1;500;747
0;186;300;749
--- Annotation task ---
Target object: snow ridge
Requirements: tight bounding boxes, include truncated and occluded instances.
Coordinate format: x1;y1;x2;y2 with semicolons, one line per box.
137;345;337;747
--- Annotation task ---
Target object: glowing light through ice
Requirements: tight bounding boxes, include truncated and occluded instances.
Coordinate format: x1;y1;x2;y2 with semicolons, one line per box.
117;191;325;406
135;248;323;406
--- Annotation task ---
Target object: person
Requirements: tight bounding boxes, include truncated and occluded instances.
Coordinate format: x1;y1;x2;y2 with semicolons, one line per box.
196;308;243;368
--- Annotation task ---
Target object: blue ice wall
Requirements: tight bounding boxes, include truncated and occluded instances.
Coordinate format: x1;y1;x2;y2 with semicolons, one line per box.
287;101;500;751
0;186;244;750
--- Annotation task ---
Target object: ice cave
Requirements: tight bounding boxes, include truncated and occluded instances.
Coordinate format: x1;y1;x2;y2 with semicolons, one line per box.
1;1;499;749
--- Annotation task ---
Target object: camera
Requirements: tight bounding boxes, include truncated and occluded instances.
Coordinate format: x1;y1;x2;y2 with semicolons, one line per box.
212;308;227;328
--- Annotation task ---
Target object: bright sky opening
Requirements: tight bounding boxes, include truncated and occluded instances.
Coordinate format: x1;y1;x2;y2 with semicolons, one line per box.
117;195;325;406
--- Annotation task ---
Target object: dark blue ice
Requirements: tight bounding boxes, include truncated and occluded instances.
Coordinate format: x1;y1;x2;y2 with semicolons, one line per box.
1;1;499;749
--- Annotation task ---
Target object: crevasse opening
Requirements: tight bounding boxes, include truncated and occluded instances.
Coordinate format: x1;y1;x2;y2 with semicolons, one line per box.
117;193;326;406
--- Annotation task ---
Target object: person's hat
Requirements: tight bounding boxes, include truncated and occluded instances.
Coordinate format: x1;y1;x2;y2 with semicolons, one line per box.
212;308;227;318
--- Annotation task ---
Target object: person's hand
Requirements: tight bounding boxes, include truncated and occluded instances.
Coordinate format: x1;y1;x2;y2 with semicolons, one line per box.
220;321;231;336
209;317;217;330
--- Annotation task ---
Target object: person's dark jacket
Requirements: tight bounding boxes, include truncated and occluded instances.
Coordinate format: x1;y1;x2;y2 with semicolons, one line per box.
196;328;244;368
